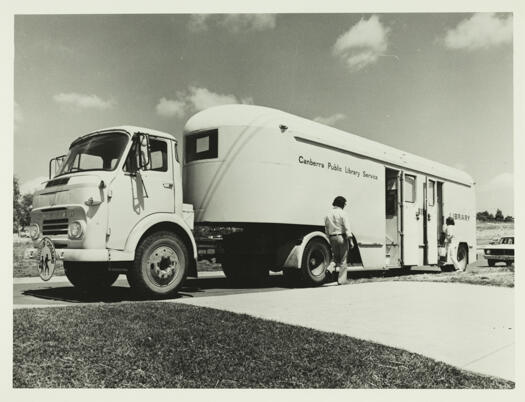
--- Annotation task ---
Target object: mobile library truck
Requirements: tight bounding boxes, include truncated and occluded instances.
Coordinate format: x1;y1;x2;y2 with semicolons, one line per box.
25;104;476;296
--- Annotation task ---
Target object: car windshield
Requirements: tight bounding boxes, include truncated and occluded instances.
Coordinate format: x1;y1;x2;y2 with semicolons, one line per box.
500;237;514;245
57;132;129;176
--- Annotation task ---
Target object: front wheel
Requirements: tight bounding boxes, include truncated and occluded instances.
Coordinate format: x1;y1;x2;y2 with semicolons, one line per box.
127;231;189;298
488;259;496;267
64;262;119;292
300;238;330;286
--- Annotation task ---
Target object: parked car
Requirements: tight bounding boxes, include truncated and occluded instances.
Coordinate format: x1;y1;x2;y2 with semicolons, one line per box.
483;236;514;267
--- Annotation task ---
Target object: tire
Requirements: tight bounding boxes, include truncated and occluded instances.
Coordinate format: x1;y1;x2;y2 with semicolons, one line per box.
441;264;455;272
221;255;268;285
506;261;513;267
456;244;468;271
300;238;330;286
127;231;189;298
488;259;496;267
64;262;119;292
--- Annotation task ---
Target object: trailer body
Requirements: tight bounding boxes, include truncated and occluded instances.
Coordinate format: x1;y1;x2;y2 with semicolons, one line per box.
183;105;476;276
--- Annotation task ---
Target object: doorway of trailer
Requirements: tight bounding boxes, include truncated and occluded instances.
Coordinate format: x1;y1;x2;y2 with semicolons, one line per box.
424;178;439;265
385;168;401;267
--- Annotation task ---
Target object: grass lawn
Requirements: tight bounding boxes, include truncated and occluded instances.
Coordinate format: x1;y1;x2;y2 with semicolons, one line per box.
345;263;514;288
13;303;513;389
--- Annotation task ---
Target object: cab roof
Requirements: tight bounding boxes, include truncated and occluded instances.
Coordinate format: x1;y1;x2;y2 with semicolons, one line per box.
184;104;474;186
74;125;176;145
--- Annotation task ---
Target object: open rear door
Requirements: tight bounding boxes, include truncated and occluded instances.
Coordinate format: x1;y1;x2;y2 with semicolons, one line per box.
425;178;438;265
401;172;419;266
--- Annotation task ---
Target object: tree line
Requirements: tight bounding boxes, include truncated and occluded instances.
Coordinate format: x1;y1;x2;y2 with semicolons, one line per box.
13;176;33;233
476;209;514;222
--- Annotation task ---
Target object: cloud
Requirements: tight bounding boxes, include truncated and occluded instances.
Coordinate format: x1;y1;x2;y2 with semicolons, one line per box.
188;14;276;33
333;15;390;71
188;14;211;32
443;13;512;50
155;87;253;118
187;86;240;111
20;176;48;195
155;97;186;118
53;92;115;110
314;113;346;126
219;14;276;33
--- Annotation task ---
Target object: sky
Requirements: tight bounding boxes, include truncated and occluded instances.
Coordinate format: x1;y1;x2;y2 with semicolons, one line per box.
13;12;514;215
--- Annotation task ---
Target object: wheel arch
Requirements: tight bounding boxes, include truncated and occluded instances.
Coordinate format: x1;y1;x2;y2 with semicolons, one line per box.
124;213;198;277
282;231;330;269
458;241;469;264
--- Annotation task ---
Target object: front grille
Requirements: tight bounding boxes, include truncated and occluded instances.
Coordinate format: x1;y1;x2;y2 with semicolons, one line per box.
488;249;514;256
42;218;69;236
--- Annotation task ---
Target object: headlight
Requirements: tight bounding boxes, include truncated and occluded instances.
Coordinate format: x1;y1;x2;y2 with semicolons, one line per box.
485;250;491;255
68;221;83;239
29;224;40;240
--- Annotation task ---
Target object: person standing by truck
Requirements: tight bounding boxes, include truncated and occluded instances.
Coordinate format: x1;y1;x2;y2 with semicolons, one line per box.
325;196;354;285
444;217;462;271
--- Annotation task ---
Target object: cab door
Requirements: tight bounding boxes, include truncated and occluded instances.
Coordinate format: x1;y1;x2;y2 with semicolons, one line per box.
425;178;438;265
106;134;175;250
401;173;419;266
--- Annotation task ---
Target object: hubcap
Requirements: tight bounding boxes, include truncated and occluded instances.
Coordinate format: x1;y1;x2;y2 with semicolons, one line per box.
308;248;327;277
147;246;180;286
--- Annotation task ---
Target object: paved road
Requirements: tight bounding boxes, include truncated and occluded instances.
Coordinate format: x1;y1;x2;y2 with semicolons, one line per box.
13;266;446;309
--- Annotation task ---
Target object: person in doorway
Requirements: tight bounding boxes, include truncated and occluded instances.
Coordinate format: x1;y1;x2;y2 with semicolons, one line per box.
444;217;462;271
325;196;354;285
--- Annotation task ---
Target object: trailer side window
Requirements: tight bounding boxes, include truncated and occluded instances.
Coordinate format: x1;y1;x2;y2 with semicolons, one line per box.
404;174;416;203
185;129;218;163
428;180;435;206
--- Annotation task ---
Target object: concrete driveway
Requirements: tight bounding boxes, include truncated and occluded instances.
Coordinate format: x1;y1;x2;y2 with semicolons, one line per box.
174;281;514;381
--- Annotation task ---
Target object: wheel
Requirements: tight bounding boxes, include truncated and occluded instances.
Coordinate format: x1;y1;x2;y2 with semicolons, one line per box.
300;238;330;286
506;261;513;267
64;262;119;292
456;244;468;271
127;231;189;298
488;259;496;267
441;264;455;272
221;255;268;285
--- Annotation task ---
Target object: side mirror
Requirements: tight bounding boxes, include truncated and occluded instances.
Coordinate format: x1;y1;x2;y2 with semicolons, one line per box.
49;155;66;179
138;133;150;169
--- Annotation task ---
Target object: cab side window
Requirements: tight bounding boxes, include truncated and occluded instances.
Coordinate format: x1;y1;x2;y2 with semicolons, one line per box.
146;138;168;172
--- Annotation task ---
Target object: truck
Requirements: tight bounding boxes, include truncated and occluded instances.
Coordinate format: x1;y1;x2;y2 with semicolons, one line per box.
25;104;477;297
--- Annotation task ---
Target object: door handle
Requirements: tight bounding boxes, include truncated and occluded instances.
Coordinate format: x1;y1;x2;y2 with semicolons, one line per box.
163;183;173;189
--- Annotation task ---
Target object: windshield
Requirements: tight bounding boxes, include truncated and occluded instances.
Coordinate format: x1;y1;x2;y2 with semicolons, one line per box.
57;132;129;176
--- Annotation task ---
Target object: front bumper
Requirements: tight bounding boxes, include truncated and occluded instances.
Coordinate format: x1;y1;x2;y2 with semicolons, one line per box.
24;247;110;262
485;254;514;261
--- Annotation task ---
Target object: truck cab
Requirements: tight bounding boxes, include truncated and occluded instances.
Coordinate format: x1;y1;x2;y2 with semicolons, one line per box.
25;126;197;297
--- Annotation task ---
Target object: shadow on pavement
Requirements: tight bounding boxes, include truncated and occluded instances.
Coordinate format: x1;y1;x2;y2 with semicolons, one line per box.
20;268;445;305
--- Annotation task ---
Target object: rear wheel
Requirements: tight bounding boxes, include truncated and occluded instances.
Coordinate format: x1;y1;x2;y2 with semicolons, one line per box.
456;244;468;271
127;231;189;298
300;238;330;286
64;262;119;292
